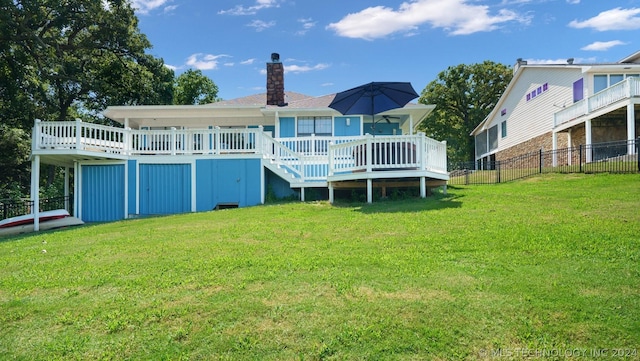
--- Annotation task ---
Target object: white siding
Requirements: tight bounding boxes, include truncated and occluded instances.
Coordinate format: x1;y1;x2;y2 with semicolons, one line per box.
480;67;583;156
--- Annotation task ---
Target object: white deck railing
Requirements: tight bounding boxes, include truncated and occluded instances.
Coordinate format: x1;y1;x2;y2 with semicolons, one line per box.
554;77;640;127
328;134;447;176
33;120;449;182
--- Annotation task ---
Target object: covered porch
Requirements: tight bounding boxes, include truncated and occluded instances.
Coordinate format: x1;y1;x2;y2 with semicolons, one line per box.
553;76;640;162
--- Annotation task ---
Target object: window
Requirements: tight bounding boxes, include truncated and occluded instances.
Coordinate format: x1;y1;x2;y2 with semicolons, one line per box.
610;74;624;85
501;121;507;138
594;73;636;93
488;125;498;151
475;130;487;156
297;117;331;137
594;74;608;93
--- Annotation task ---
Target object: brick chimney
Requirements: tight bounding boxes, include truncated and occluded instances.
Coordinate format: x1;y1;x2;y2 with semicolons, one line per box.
266;53;285;106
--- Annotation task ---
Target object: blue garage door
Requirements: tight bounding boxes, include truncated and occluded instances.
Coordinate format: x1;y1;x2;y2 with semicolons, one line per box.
140;164;191;215
81;164;125;222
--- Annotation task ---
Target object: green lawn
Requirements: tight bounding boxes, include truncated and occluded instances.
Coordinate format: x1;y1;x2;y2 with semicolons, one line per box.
1;173;639;360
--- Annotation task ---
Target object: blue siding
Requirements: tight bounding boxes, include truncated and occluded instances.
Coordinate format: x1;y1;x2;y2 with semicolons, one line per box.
127;160;136;216
81;164;125;222
334;116;361;136
279;117;295;137
195;159;261;211
139;164;191;215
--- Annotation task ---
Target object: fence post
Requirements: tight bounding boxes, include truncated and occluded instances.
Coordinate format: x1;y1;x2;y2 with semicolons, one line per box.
579;144;583;173
497;161;501;183
538;149;543;173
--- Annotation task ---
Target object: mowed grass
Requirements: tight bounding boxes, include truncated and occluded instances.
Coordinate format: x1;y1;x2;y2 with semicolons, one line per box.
1;173;639;360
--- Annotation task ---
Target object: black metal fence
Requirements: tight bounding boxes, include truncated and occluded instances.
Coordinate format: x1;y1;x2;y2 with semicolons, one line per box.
1;196;72;220
449;139;639;185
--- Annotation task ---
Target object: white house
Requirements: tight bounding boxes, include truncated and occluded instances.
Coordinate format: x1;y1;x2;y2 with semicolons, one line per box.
472;50;640;164
28;54;449;228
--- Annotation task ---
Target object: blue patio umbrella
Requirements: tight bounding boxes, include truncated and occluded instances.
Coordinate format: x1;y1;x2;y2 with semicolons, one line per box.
328;81;419;119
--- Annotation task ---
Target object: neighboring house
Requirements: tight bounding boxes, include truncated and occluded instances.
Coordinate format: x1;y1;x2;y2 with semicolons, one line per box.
29;54;448;225
472;50;640;165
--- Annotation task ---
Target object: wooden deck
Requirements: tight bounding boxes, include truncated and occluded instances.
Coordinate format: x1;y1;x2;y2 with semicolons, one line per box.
32;119;449;201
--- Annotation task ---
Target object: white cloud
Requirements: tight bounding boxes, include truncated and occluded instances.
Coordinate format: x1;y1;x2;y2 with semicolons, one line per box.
581;40;626;51
326;0;531;40
164;64;178;71
566;0;580;4
569;7;640;31
247;20;276;32
164;5;178;14
218;0;279;15
284;63;329;74
241;58;257;65
258;61;329;75
296;18;317;35
185;53;230;70
131;0;171;15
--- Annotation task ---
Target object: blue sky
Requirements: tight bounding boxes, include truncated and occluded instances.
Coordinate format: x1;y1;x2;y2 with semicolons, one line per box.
131;0;640;101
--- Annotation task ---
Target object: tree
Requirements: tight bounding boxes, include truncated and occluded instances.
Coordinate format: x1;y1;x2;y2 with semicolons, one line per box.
418;61;512;164
0;126;31;200
0;0;174;124
173;69;219;105
0;0;175;199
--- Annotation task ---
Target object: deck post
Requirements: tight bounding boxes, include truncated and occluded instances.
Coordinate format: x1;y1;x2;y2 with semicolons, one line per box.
75;118;82;150
420;177;426;198
552;132;558;167
366;179;372;203
585;119;592;162
328;182;334;203
627;103;636;155
215;126;221;155
300;187;305;202
170;127;177;155
31;155;40;232
64;167;70;212
327;141;334;176
366;134;373;173
257;125;264;154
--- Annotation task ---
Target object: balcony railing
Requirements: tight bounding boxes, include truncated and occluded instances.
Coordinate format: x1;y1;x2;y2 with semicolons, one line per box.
554;77;640;127
328;134;448;176
32;120;449;182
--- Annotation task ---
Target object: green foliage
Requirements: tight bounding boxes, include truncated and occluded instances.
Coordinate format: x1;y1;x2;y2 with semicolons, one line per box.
0;0;174;125
0;174;639;359
173;69;219;105
0;126;31;200
418;61;512;163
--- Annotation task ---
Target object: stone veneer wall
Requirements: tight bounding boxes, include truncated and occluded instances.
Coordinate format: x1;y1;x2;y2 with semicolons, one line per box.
494;131;568;161
266;62;285;106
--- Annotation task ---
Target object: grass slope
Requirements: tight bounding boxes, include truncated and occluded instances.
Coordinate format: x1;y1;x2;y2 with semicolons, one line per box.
1;174;639;360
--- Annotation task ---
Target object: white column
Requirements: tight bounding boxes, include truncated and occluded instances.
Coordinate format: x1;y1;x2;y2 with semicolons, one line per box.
31;155;40;231
420;177;426;198
300;187;305;202
366;179;372;203
627;103;636;154
585;119;592;162
567;131;573;166
64;167;70;212
328;182;334;203
73;162;79;218
75;162;82;219
552;132;558;167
